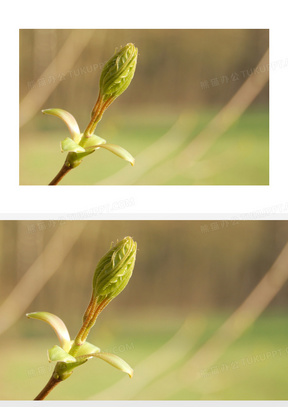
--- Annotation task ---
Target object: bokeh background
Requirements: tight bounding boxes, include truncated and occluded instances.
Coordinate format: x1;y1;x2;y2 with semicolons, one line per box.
1;220;288;400
19;29;269;185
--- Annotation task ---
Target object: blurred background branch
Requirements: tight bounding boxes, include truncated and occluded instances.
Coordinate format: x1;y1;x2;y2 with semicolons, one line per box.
97;111;197;184
140;239;288;399
146;49;269;185
20;30;97;128
0;222;87;336
89;316;206;400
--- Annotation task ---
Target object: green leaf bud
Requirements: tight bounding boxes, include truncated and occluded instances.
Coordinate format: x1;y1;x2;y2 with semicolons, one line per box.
92;236;137;304
84;43;138;137
99;43;138;103
70;237;137;351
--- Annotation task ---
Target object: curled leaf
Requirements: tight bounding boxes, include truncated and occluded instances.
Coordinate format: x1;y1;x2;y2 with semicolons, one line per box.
42;109;81;143
91;352;133;378
26;312;71;351
92;143;135;166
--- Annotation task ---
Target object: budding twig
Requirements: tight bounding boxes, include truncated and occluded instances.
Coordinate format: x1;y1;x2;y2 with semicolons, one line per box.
45;43;138;185
27;237;137;400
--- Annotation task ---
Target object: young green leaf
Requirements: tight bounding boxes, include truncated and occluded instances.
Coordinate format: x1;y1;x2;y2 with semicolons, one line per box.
42;109;81;143
26;312;71;351
92;352;133;378
48;345;77;363
96;144;135;166
61;138;86;153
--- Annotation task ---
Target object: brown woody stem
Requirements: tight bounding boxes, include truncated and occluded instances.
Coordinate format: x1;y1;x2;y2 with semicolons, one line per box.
49;162;72;185
34;373;61;400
